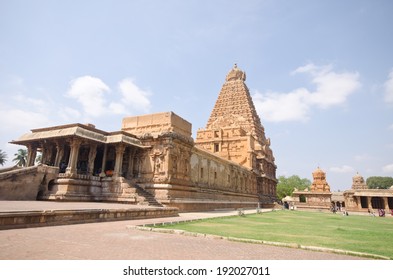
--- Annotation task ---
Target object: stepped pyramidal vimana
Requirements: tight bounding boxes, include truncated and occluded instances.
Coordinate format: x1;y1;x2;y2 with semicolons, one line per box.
1;64;278;211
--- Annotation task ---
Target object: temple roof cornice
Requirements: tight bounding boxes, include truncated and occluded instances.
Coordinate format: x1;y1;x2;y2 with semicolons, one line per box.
10;123;148;148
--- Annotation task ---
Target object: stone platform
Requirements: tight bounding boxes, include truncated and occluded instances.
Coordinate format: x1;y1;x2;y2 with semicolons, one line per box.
0;201;178;230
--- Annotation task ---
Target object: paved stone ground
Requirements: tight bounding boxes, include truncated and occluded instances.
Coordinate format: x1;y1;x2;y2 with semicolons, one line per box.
0;201;367;260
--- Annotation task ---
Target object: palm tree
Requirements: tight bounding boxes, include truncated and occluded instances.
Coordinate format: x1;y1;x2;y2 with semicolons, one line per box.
0;149;7;166
13;149;28;167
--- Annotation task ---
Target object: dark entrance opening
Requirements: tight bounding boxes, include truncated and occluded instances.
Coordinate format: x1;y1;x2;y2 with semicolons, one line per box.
94;147;104;176
388;197;393;209
371;197;383;209
360;196;368;208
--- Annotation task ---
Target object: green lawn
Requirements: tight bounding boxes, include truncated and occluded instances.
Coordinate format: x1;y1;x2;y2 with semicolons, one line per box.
156;210;393;259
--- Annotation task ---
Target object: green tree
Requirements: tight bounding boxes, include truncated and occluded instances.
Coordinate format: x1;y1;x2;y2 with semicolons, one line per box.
276;175;311;200
0;149;7;166
366;176;393;189
13;149;28;167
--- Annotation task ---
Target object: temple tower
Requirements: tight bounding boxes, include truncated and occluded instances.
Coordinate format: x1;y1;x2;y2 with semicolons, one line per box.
195;64;277;201
310;167;331;192
351;172;368;190
205;64;265;144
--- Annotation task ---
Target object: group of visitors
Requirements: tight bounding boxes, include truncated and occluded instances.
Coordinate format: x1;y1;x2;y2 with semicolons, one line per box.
330;206;349;215
368;208;393;217
283;201;295;210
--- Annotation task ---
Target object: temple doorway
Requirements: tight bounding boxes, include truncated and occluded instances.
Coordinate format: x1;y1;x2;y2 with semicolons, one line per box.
93;147;104;176
360;196;368;208
371;197;384;209
388;197;393;209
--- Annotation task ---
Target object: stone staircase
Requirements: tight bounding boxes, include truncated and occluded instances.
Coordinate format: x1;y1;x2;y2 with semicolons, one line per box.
134;184;164;207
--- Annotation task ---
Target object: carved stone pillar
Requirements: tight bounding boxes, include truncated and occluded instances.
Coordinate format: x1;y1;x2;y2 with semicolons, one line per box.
127;148;136;178
113;144;126;177
100;145;108;177
26;144;38;167
137;156;142;178
66;138;82;175
357;196;362;210
45;144;55;165
54;141;65;168
88;143;98;176
367;196;372;209
43;143;57;165
383;197;389;211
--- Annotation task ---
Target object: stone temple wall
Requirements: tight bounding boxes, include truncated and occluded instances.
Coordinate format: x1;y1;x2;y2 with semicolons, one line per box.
122;111;192;138
134;130;259;211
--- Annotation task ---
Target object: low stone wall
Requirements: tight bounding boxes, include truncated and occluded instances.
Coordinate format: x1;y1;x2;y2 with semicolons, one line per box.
0;207;178;230
0;165;59;200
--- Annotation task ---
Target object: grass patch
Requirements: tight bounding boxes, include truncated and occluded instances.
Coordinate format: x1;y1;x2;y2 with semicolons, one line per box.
155;211;393;259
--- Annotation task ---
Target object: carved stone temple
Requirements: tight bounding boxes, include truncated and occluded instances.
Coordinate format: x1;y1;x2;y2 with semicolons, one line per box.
1;65;277;211
195;64;277;203
292;167;332;210
344;173;393;212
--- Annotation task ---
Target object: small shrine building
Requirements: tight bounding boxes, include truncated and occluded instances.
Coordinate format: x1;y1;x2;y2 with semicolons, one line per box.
344;173;393;212
292;167;332;210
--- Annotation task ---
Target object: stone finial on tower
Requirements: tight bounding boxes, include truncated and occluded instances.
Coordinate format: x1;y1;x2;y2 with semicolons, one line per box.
226;63;246;81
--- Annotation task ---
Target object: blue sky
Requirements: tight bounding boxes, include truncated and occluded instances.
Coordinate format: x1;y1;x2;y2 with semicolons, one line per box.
0;0;392;190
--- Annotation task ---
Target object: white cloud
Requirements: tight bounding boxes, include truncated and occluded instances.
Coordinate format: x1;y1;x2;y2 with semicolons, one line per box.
65;76;152;119
1;74;153;163
382;163;393;173
0;77;55;163
253;88;310;122
117;78;151;113
388;124;393;130
0;108;53;167
291;63;333;76
0;108;51;132
66;76;110;118
308;70;360;108
58;107;82;122
108;102;127;115
253;63;361;122
329;165;355;173
384;69;393;104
